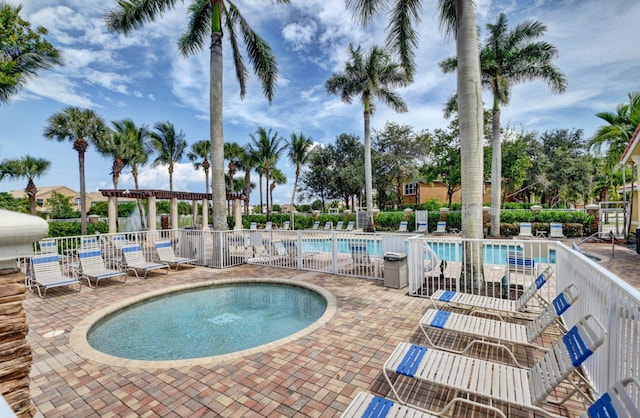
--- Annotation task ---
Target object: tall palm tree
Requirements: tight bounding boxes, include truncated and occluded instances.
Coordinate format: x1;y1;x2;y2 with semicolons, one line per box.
0;2;61;104
440;13;567;236
44;106;109;235
104;0;289;231
286;132;313;227
347;0;486;288
150;121;188;192
248;127;285;220
268;167;286;212
0;155;50;214
590;91;640;167
224;142;245;195
325;44;408;232
240;145;259;215
187;140;212;195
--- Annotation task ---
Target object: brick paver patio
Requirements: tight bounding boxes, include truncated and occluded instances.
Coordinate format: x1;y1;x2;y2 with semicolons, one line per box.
24;241;639;417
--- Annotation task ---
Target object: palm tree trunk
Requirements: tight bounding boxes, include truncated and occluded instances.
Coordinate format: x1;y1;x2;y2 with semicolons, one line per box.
363;103;374;231
244;171;251;215
265;169;271;221
490;105;502;237
456;0;484;290
133;167;146;229
26;180;37;215
258;173;263;213
290;168;299;227
78;150;87;235
210;30;227;230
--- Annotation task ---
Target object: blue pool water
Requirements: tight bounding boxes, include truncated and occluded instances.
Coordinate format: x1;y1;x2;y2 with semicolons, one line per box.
87;283;327;361
301;239;556;264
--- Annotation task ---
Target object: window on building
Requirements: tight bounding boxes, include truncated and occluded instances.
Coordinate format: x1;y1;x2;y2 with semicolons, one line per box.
404;183;417;195
36;199;44;206
75;198;81;206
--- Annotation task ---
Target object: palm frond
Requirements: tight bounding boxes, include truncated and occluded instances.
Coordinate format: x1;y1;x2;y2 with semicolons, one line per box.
104;0;180;35
223;4;248;99
345;0;385;27
178;0;210;57
387;0;421;80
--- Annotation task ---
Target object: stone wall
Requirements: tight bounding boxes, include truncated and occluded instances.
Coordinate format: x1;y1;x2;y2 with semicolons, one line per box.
0;269;33;417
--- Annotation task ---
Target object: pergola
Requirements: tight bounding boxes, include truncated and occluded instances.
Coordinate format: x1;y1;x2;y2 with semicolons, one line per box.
621;124;640;236
99;189;245;233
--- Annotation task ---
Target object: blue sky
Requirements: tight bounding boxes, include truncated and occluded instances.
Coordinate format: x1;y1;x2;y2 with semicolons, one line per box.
1;0;638;206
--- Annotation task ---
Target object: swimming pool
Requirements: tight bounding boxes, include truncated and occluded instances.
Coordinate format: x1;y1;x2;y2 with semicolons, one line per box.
301;239;556;264
86;281;328;362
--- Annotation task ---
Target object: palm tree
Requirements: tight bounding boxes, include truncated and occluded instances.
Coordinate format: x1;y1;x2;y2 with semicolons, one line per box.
286;132;313;228
590;91;640;167
347;0;486;288
240;145;259;215
44;106;109;235
104;0;289;231
187;140;212;195
440;13;567;236
224;142;245;195
325;44;408;232
150;121;187;192
0;2;61;104
268;167;287;212
248;127;285;220
0;155;50;214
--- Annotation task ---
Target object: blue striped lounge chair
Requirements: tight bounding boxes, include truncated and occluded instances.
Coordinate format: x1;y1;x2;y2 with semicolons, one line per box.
398;221;408;232
77;248;127;288
507;250;536;275
154;240;197;270
121;244;169;278
420;284;580;367
30;254;81;298
383;315;606;418
518;222;534;239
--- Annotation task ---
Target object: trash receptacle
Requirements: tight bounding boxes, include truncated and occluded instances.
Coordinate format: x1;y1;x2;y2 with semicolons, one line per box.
384;252;407;289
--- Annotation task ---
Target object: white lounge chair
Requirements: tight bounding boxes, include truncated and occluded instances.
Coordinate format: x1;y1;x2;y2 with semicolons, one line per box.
430;266;554;319
434;221;446;235
311;221;320;230
417;222;428;233
383;315;606;418
350;242;382;271
324;221;333;230
549;222;566;239
29;254;81;298
38;239;58;254
342;377;640;418
282;221;290;230
265;221;272;230
336;221;344;230
77;248;127;288
420;284;580;367
154;240;197;270
121;244;170;278
250;222;257;230
398;221;408;232
345;221;355;231
518;222;534;239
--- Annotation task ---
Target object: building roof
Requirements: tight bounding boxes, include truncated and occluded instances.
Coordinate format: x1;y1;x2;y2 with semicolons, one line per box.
621;124;640;165
98;189;245;201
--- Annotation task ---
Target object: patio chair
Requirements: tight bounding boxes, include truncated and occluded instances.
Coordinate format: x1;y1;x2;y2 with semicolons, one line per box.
324;221;333;230
38;239;58;254
282;240;319;263
398;221;408;232
77;248;127;288
350;242;382;270
336;221;344;230
507;250;536;275
282;221;290;230
250;222;257;230
120;243;170;279
430;266;554;319
518;222;534;239
383;315;606;418
417;222;428;233
79;236;100;249
265;221;273;230
419;284;580;367
340;392;440;418
346;221;355;231
29;254;81;298
434;221;447;235
154;240;197;270
549;222;566;239
311;221;320;230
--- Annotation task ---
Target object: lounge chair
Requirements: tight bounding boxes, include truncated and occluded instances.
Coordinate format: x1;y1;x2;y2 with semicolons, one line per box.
430;266;553;319
417;222;428;233
120;244;170;278
507;250;536;275
38;239;58;254
345;221;355;231
398;221;408;232
342;377;640;418
549;222;566;239
336;221;344;230
154;240;197;270
518;222;534;239
250;222;257;230
383;315;606;418
282;240;319;264
324;221;333;230
311;221;320;230
79;236;100;249
350;242;382;270
434;221;446;235
29;254;81;298
419;284;580;367
77;248;127;288
282;221;290;230
265;221;272;230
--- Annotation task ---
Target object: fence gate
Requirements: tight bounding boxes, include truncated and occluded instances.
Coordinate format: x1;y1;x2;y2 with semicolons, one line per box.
415;210;428;232
599;201;629;238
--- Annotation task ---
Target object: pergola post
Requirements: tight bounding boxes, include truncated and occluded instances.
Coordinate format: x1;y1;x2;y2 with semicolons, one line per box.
234;200;242;229
202;199;209;230
148;196;157;231
170;197;178;230
107;196;117;233
191;199;198;228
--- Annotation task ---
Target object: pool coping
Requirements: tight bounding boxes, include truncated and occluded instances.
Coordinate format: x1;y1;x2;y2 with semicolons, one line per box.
68;277;337;369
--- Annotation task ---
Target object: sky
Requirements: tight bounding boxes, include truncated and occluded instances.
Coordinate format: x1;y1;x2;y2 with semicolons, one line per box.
1;0;638;207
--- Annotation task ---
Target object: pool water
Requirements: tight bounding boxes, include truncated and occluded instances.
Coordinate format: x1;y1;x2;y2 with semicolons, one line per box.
301;239;556;264
87;283;327;361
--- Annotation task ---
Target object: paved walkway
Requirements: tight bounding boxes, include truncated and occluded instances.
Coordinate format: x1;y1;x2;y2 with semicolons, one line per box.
24;254;624;418
574;240;640;290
